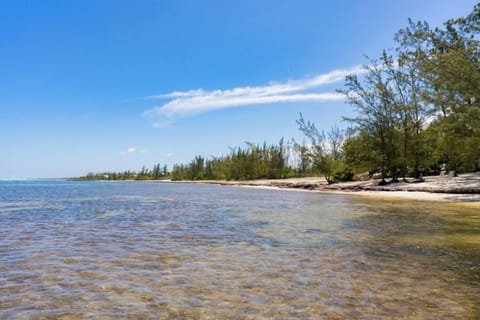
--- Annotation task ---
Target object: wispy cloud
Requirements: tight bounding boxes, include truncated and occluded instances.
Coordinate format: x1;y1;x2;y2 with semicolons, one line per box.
143;65;365;125
120;147;137;155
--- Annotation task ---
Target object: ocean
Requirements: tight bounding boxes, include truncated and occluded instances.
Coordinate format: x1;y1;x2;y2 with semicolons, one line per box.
1;180;479;318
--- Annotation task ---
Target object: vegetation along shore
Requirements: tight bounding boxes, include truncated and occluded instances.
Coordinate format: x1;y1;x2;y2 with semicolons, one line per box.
77;5;480;202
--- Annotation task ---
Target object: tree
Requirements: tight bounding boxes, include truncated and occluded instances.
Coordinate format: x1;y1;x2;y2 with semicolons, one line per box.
296;113;347;184
327;124;345;161
339;54;402;183
293;138;311;176
342;129;380;175
152;163;161;180
162;165;168;177
189;155;205;180
395;5;480;173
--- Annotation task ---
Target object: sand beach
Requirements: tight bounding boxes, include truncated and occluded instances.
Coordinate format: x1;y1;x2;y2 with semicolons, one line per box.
181;173;480;204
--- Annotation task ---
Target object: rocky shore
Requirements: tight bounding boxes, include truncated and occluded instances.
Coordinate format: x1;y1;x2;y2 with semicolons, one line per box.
188;173;480;203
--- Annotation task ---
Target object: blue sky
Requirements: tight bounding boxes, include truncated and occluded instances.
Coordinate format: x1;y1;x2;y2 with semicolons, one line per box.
0;0;477;179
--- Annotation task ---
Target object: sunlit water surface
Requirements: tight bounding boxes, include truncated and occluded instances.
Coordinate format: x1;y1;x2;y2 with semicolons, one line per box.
0;181;479;319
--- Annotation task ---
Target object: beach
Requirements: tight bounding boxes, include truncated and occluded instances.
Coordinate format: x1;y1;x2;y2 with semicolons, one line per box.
179;172;480;204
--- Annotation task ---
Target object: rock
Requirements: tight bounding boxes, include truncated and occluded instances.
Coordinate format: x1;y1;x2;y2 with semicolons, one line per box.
353;172;371;181
372;173;383;180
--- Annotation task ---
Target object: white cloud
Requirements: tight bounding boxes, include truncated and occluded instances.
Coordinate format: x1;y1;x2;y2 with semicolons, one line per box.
148;92;344;118
143;65;365;123
120;147;137;156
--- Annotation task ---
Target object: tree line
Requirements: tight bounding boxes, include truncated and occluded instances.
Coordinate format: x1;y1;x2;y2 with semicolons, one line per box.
75;164;168;181
74;138;318;182
340;5;479;183
294;5;479;184
77;5;479;184
170;139;291;180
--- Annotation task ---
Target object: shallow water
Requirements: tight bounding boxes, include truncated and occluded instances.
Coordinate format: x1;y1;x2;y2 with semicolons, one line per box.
0;181;479;319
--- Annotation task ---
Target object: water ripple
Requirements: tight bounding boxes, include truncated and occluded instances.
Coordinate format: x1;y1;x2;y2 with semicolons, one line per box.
0;181;479;319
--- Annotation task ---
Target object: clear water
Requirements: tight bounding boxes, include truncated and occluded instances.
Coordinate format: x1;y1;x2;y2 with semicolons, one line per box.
0;181;479;319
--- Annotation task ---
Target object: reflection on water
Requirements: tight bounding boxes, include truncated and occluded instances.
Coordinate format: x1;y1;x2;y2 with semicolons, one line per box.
0;181;479;319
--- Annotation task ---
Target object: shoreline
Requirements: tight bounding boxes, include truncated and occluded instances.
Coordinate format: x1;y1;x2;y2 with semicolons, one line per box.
172;173;480;204
82;173;480;204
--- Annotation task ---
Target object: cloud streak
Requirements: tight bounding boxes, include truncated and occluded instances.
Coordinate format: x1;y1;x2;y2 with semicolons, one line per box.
143;65;365;123
120;147;136;155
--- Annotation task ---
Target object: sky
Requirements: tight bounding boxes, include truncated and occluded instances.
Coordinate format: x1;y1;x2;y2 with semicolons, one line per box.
0;0;477;179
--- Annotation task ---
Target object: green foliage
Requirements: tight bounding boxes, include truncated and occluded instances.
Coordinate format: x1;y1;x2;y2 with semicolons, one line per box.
342;130;380;174
75;163;169;181
296;113;350;184
170;139;291;181
338;4;479;181
292;139;312;177
333;167;354;182
395;5;480;174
